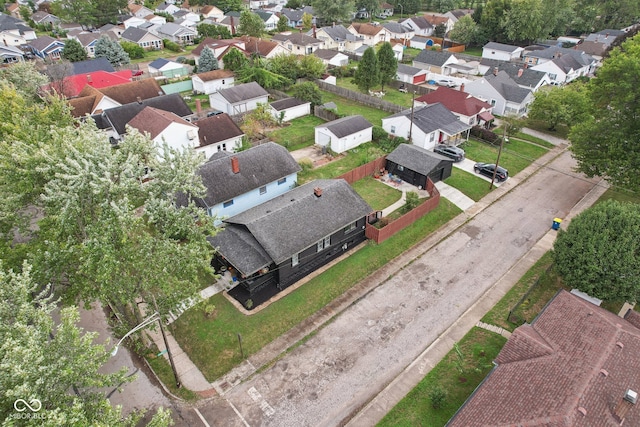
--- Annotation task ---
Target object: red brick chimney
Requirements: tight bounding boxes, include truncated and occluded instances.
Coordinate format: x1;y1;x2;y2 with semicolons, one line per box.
313;24;317;39
230;16;236;36
517;68;524;78
314;187;322;197
231;156;240;174
459;83;464;92
195;99;202;115
87;74;93;84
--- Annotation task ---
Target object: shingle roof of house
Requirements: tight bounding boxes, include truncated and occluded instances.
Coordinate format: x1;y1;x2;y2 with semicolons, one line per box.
527;46;594;67
386;103;471;136
423;14;448;26
91;93;192;135
148;57;182;70
87;78;165;105
397;63;426;76
209;179;372;274
318;115;372;138
157;22;195;35
29;35;62;52
217;82;268;104
313;48;344;60
350;22;385;36
574;40;608;57
270;97;309;111
400;16;432;30
279;7;304;21
193;142;301;209
483;41;523;53
192;38;240;56
585;29;625;45
271;32;322;46
235;35;279;56
416;86;491;117
382;21;412;34
52;57;115;76
194;69;235;82
318;25;361;42
121;26;153;42
485;71;532;103
414;49;454;67
448;289;640;426
127;106;195;139
195;113;244;148
484;62;547;88
386;144;451;176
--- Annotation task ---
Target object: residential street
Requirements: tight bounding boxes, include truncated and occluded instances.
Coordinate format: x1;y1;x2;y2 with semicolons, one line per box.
173;148;604;426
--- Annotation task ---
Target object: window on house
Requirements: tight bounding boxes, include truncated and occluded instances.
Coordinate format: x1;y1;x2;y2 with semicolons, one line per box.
277;177;287;185
490;99;496;106
223;199;234;208
390;125;396;133
259;186;267;195
430;133;435;142
317;236;330;251
344;222;357;233
292;252;299;266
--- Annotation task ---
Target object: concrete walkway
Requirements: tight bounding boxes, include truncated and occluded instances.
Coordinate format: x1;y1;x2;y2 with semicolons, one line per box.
435;181;475;211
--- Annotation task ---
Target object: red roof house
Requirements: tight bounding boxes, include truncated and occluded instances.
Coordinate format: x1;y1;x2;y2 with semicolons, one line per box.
415;86;494;127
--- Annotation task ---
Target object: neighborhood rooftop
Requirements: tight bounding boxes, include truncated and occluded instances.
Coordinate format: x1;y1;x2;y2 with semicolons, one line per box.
217;82;269;104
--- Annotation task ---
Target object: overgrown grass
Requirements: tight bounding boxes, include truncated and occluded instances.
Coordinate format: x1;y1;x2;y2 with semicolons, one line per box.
181;91;209;112
145;350;199;402
461;138;549;176
352;176;402;211
377;328;506;427
320;91;393;127
268;115;325;151
172;198;462;381
297;143;386;184
444;168;495;201
336;78;414;108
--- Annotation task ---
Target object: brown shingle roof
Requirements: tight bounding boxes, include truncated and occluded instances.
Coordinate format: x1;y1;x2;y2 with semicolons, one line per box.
127;106;194;139
423;14;449;26
195;113;243;147
449;290;640;427
97;78;164;105
350;22;384;36
195;69;235;82
68;95;98;117
236;35;279;56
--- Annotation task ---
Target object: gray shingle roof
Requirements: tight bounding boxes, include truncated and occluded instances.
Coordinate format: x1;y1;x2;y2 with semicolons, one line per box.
196;142;301;207
483;42;522;53
526;46;594;67
484;63;547;88
313;48;342;60
397;63;424;75
486;71;532;103
121;26;151;42
382;22;411;34
414;50;454;67
386;143;451;176
387;103;471;136
317;115;372;138
209;179;372;274
218;82;269;104
270;97;309;111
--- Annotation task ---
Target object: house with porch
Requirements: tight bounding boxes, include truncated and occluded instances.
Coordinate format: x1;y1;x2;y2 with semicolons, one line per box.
415;86;494;127
315;115;373;154
209;82;269;115
156;22;197;44
527;47;596;85
0;44;24;63
484;62;550;91
382;103;471;150
464;70;533;117
121;26;164;50
195;113;244;158
29;35;65;60
207;179;372;308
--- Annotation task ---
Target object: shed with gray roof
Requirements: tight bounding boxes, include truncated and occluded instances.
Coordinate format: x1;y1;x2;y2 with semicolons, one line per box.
385;143;453;186
209;82;269;115
315;115;373;154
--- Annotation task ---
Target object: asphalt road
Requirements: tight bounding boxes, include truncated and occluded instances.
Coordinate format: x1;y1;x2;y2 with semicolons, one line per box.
180;149;602;426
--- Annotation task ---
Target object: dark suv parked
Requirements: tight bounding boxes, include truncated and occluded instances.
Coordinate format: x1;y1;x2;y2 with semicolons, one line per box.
434;145;465;162
474;163;508;181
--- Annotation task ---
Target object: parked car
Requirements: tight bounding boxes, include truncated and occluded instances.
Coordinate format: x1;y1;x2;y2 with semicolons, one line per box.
132;70;144;76
437;78;456;87
206;110;223;117
434;145;465;162
474;163;508;181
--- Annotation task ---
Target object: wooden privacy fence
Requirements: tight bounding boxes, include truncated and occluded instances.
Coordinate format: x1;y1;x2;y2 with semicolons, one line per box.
315;80;405;114
365;178;440;244
336;156;387;184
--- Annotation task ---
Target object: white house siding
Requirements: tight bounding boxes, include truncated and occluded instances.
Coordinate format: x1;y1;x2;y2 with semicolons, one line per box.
382;116;438;151
192;76;235;94
315;126;373;154
207;172;298;220
209;93;269;115
271;103;310;122
153;122;199;152
463;80;505;115
196;135;242;159
531;61;568;85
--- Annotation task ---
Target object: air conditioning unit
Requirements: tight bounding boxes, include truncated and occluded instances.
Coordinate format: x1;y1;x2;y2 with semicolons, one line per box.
187;130;196;140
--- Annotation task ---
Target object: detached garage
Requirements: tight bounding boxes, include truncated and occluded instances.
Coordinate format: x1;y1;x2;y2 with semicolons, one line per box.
396;64;428;85
385;143;453;188
314;115;373;154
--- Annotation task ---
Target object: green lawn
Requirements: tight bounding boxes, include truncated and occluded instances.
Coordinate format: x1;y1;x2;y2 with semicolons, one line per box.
320;91;394;127
462;46;483;57
596;187;640;204
493;128;555;149
181;91;209;111
444;168;495;201
336;77;414;108
524;119;570;139
461;138;549;176
171;198;462;381
268;115;325;151
352;176;402;211
297;143;386;184
378;327;507;427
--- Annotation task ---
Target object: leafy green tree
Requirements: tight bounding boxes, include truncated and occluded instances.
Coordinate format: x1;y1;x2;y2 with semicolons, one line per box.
94;36;130;67
237;64;290;89
238;10;265;37
51;0;96;28
435;0;455;13
291;81;323;107
449;14;477;44
354;46;379;92
570;34;640;190
216;0;243;13
62;38;88;62
223;47;249;71
302;12;313;30
0;61;48;101
18;4;32;21
377;42;397;91
198;46;219;72
277;14;290;32
356;0;379;19
197;23;232;39
501;0;546;44
434;23;447;38
553;200;640;303
286;0;302;7
298;54;326;79
479;0;512;43
120;41;145;59
528;84;590;131
269;54;301;81
311;0;355;24
92;0;128;26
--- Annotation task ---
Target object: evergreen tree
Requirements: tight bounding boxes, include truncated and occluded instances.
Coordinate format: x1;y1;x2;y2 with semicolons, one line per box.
94;36;130;67
62;38;88;62
198;46;219;73
354;47;379;92
277;14;290;32
377;42;397;91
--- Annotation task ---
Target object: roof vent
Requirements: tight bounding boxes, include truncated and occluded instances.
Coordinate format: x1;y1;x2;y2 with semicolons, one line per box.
313;187;322;197
600;369;609;377
577;407;587;416
625;389;638;404
616;341;624;349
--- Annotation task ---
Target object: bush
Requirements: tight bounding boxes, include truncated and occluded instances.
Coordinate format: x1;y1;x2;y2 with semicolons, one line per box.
298;159;313;172
163;39;183;53
372;126;388;142
377;136;403;153
429;385;447;409
470;125;499;143
403;191;420;213
176;56;187;63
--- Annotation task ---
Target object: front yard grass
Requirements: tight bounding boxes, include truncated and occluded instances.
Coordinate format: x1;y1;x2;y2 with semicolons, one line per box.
461;138;549;176
171;198;462;381
444;168;495;201
352;176;402;211
493;128;555;149
597;187;640;205
524;119;570;139
267;115;325;151
377;327;507;427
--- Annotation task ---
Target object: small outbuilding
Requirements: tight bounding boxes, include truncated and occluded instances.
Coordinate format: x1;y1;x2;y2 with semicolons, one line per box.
269;97;311;122
385;143;453;187
314;115;372;154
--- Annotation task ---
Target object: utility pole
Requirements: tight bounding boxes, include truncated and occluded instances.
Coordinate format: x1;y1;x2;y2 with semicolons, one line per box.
490;126;507;189
152;295;181;389
408;90;415;142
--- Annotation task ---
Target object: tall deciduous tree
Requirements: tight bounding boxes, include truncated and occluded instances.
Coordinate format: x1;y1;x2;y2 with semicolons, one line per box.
501;0;546;44
94;36;130;67
311;0;354;24
298;54;326;79
354;46;379;92
0;61;48;101
377;42;397;91
277;14;289;32
449;15;477;45
302;12;313;30
291;81;323;107
62;39;87;62
553;200;640;302
197;23;232;39
570;34;640;190
528;83;590;131
237;10;265;37
223;47;249;71
198;46;219;73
